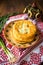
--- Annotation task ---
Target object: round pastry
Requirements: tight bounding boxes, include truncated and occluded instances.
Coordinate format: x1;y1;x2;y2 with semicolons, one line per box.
3;20;39;48
13;20;36;42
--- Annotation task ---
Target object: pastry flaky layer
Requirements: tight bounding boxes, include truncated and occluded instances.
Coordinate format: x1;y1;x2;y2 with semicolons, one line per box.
4;20;39;48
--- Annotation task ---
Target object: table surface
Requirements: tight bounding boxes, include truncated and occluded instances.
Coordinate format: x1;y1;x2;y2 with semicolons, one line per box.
0;0;43;16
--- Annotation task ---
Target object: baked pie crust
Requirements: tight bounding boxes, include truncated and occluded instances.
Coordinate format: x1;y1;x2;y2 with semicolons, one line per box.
4;20;39;48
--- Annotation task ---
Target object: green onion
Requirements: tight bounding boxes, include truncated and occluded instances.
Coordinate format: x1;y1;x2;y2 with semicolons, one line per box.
0;38;16;63
0;16;9;33
0;12;20;33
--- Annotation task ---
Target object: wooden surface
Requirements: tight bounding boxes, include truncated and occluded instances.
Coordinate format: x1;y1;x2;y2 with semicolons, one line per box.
0;0;43;16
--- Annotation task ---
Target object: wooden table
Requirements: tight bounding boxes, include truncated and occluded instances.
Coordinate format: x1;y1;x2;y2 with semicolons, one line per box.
0;0;43;16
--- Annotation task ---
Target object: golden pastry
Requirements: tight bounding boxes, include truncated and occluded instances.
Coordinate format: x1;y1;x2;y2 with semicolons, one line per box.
4;20;39;48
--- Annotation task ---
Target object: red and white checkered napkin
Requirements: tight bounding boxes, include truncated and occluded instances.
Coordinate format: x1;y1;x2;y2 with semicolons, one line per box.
20;42;43;65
